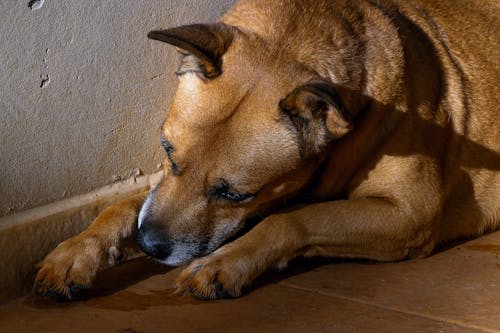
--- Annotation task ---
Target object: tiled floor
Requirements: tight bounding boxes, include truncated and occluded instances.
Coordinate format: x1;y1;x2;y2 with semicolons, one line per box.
1;232;499;333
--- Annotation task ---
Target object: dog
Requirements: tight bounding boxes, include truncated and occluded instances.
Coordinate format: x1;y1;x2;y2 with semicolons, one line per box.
34;0;499;300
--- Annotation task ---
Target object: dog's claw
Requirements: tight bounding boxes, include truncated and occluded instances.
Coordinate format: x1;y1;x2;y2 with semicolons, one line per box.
69;284;87;295
47;290;71;302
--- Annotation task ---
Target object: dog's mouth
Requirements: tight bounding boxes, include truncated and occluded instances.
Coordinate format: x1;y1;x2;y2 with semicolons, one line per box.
155;248;199;266
142;215;266;267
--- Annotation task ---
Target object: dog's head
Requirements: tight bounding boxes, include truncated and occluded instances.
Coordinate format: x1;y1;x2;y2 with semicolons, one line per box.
137;23;353;265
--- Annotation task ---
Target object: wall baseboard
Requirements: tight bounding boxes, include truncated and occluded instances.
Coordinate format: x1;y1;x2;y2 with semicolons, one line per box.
0;172;162;302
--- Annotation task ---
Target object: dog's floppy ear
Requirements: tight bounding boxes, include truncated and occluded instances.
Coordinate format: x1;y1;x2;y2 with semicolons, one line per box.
148;23;233;79
280;82;353;157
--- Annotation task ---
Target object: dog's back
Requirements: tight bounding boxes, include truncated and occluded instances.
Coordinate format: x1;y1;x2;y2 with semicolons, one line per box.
394;0;500;240
223;0;500;242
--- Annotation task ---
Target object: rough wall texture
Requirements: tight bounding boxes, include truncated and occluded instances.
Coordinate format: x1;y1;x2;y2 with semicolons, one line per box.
0;0;236;217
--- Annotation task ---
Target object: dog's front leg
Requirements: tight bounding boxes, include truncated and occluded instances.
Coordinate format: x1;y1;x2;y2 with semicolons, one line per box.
34;191;147;299
176;198;437;300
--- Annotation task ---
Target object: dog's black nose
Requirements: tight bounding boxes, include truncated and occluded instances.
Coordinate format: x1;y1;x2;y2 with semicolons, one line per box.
137;224;171;260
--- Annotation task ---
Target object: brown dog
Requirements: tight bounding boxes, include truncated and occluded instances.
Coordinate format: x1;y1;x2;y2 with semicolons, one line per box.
35;0;499;300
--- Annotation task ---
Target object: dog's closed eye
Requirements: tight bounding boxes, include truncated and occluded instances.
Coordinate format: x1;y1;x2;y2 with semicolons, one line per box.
208;180;254;203
161;135;180;175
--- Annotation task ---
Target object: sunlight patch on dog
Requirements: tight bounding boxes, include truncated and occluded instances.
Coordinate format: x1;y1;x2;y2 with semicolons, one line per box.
137;186;157;229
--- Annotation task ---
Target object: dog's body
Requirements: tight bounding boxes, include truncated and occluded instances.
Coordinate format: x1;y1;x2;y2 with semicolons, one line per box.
35;0;499;300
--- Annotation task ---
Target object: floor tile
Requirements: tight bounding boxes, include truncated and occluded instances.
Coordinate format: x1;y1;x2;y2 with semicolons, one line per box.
0;232;498;333
278;232;500;332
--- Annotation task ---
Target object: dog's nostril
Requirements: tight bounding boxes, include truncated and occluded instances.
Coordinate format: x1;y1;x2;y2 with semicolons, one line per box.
143;241;171;260
137;225;171;260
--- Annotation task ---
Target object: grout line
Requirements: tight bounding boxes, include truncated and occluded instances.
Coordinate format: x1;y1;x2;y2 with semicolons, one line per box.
277;281;499;333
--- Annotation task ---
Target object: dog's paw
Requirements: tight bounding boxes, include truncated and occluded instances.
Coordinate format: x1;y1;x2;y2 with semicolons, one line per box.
34;236;104;300
174;246;256;300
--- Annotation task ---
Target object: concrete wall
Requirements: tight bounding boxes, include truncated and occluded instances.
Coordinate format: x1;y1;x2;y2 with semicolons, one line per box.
0;0;236;217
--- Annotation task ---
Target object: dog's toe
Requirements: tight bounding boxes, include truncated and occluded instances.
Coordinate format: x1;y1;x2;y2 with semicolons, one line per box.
182;278;230;300
34;270;93;301
34;265;72;300
34;280;71;300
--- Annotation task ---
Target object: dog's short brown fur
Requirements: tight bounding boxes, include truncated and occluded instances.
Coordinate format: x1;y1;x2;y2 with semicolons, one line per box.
35;0;499;300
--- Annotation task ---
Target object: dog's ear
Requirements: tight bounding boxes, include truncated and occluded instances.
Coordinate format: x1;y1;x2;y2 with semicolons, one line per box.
280;82;353;157
148;23;233;79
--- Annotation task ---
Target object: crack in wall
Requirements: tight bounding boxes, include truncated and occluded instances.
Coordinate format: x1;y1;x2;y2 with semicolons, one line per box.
28;0;45;11
39;74;50;88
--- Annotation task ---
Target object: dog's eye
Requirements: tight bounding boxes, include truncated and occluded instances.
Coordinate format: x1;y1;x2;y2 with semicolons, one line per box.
209;181;254;203
160;135;180;175
218;189;253;202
